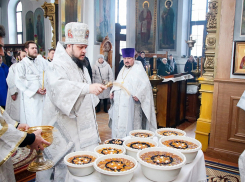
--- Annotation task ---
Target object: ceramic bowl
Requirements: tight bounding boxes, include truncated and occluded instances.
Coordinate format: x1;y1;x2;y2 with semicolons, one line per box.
94;144;126;156
137;147;186;182
129;129;155;139
64;151;98;177
123;137;158;160
93;154;138;182
159;136;202;163
104;138;124;145
155;128;186;140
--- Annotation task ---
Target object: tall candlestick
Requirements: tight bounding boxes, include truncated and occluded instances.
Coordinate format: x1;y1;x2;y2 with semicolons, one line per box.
42;71;44;89
146;66;148;76
201;57;203;76
153;55;157;69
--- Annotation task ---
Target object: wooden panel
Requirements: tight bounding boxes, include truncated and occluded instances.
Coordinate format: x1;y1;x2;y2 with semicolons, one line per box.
227;96;245;143
216;0;236;79
169;82;178;127
179;81;186;122
156;84;168;127
185;93;200;122
156;80;186;128
207;80;245;163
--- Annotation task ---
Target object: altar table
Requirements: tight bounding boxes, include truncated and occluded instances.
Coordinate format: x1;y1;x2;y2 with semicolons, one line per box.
65;150;207;182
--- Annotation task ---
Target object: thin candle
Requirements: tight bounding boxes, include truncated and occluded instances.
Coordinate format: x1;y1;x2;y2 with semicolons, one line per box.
149;65;151;76
42;71;44;89
153;55;157;69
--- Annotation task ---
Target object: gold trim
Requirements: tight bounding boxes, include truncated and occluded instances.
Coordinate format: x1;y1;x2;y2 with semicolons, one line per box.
42;2;56;48
0;119;8;138
195;131;209;136
199;90;213;93
14;121;19;128
0;106;4;115
0;132;27;166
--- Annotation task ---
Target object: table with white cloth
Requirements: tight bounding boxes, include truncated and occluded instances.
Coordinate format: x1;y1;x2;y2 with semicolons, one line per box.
65;136;207;182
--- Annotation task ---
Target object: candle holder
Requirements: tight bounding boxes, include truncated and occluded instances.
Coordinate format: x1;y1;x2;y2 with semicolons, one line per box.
191;57;201;85
149;56;163;115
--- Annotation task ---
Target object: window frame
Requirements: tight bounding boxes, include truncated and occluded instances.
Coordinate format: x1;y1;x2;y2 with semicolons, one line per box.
189;0;209;57
16;1;23;44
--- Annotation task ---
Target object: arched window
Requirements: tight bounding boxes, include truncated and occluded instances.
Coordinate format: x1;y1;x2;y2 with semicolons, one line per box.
16;1;23;44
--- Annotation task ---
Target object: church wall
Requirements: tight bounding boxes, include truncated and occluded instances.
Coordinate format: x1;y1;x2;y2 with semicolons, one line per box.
21;0;52;56
83;0;116;75
127;0;190;74
207;0;245;163
1;0;52;56
1;0;9;43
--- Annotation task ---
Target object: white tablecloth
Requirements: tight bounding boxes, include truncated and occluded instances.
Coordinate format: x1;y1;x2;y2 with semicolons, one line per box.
65;150;207;182
162;74;194;83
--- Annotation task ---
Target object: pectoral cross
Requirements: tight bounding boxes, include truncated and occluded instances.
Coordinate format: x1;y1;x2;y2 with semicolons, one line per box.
121;81;124;84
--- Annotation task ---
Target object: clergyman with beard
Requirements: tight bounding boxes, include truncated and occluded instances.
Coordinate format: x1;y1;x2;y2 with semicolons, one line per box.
36;22;107;182
15;41;47;126
108;48;157;139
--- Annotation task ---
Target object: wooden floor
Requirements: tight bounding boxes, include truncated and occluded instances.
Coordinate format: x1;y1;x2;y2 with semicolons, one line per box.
96;111;238;167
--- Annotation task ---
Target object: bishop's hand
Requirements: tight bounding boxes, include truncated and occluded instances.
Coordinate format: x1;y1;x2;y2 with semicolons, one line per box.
17;123;29;131
29;129;51;151
89;83;107;96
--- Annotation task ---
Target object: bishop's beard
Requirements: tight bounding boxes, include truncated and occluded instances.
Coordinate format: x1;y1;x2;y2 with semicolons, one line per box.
71;56;88;70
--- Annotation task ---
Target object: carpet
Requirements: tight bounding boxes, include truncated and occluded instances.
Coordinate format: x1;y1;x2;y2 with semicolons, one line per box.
206;160;240;182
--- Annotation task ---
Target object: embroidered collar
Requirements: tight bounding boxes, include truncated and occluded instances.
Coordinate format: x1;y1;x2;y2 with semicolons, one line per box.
27;56;35;61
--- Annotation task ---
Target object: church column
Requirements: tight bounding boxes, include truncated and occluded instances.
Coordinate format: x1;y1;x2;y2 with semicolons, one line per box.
195;0;220;152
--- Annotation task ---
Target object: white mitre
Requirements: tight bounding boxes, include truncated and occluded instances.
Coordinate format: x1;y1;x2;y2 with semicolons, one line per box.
64;22;89;45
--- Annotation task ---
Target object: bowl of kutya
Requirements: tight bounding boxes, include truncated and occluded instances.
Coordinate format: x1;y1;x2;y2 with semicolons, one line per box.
129;129;155;139
159;136;202;163
104;139;124;145
64;151;99;177
93;154;138;182
123;137;158;160
137;147;186;182
94;144;126;156
155;128;186;140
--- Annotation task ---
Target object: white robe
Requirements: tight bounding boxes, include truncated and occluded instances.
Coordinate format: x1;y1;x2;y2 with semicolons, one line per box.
0;110;26;182
109;61;157;138
15;55;47;127
5;63;20;121
36;42;100;182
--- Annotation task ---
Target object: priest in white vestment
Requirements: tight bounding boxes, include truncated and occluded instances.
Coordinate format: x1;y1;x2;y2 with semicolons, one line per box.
109;48;157;138
5;51;27;121
0;25;50;182
15;41;47;127
36;22;107;182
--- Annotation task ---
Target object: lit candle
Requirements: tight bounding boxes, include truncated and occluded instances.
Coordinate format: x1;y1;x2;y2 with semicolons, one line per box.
42;71;44;89
146;65;148;76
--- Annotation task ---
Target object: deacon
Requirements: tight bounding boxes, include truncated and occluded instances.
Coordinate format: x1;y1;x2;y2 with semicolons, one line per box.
0;24;50;182
109;48;157;138
36;22;107;182
5;50;27;121
15;41;47;127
